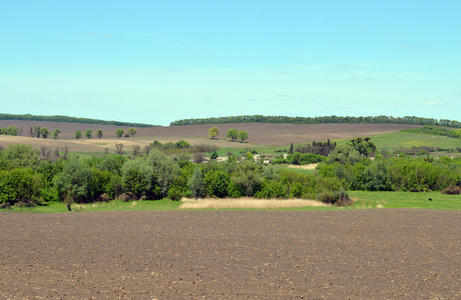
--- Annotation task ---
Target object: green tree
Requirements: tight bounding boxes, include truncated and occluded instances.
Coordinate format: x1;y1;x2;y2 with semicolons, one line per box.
36;126;41;138
148;149;180;198
128;127;137;137
85;129;93;139
75;130;82;139
226;128;238;141
40;127;50;139
116;128;124;138
0;144;40;170
209;126;219;139
187;167;205;198
121;158;154;199
0;168;43;205
238;130;248;143
95;128;103;139
52;129;61;139
53;159;94;203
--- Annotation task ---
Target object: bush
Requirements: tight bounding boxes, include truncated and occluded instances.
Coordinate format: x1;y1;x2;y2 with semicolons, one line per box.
0;168;43;206
441;185;461;195
117;192;136;202
316;188;352;206
167;186;183;201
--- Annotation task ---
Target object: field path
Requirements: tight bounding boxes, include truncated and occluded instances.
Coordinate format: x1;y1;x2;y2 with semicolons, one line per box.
1;210;460;299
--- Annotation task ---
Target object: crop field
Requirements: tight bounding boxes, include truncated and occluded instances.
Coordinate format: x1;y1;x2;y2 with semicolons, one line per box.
335;131;461;151
0;120;419;153
1;209;460;299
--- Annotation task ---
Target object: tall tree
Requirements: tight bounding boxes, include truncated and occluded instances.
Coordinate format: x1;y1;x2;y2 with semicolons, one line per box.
75;130;82;139
52;129;61;139
128;127;137;137
95;128;103;139
239;130;248;143
40;127;50;139
187;167;205;199
209;126;219;139
116;128;124;138
226;128;238;141
115;143;124;154
85;129;92;139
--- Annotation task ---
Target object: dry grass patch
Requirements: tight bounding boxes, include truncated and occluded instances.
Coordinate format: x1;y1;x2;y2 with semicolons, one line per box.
179;197;329;209
287;163;318;170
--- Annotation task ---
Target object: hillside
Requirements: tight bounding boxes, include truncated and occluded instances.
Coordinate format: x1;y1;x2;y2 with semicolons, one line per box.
0;120;419;152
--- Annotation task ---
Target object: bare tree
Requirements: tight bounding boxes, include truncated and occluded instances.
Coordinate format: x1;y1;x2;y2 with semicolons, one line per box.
143;144;153;156
63;145;69;160
115;143;124;154
40;146;52;161
193;152;206;163
132;145;141;156
18;126;24;136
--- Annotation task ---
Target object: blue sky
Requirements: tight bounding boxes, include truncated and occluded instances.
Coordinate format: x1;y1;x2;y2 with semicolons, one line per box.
1;1;460;126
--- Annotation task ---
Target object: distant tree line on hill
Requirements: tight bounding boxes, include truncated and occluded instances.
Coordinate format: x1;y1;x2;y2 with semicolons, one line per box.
0;113;158;127
170;115;461;128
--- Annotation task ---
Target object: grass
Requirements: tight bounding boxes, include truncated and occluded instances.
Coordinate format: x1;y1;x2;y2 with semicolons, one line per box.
179;197;329;209
5;199;181;213
348;191;461;210
336;131;461;151
272;164;317;175
4;191;460;213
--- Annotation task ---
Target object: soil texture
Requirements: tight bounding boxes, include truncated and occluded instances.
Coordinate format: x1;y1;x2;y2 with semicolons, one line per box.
1;209;460;299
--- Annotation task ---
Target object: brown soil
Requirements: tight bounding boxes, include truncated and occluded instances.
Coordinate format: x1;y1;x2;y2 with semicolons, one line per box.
1;210;459;299
0;120;418;152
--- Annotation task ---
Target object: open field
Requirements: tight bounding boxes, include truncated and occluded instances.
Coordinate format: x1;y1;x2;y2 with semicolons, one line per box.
336;131;461;152
1;210;460;299
0;120;419;153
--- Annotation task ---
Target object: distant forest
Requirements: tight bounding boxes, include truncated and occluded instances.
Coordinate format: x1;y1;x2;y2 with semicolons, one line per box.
170;115;461;128
0;113;158;128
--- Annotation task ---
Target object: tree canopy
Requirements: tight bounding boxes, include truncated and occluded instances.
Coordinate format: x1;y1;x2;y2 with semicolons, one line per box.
170;115;461;128
209;127;219;139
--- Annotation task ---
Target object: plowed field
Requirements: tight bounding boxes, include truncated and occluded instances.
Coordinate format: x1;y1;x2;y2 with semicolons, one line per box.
0;120;419;152
1;209;459;299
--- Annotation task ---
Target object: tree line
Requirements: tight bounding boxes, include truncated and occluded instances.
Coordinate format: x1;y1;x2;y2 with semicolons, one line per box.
171;115;461;128
0;113;157;127
2;137;460;210
0;143;353;209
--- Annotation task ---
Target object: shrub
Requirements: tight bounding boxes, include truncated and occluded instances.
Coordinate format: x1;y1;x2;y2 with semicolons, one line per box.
167;186;183;201
117;192;136;202
441;185;461;195
0;168;43;206
316;188;352;206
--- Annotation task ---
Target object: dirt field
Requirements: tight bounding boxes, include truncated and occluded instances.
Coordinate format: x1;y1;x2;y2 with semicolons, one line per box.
0;120;419;152
1;209;459;299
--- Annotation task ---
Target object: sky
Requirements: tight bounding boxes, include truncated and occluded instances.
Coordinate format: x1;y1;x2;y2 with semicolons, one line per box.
1;1;460;126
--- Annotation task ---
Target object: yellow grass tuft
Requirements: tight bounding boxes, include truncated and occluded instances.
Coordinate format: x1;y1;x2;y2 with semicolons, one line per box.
179;197;329;209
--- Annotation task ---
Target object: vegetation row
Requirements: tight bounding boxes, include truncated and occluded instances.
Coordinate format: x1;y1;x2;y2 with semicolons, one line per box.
1;134;461;210
171;115;461;128
0;113;158;127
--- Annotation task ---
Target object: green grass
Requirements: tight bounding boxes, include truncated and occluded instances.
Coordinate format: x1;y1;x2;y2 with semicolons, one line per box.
214;144;287;157
336;131;461;151
4;191;460;213
5;199;181;213
348;191;461;210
